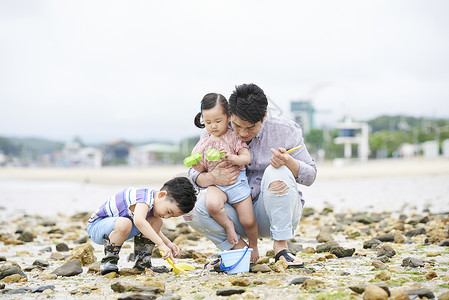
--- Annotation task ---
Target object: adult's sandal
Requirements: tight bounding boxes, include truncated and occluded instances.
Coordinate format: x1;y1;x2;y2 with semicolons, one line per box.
274;249;305;269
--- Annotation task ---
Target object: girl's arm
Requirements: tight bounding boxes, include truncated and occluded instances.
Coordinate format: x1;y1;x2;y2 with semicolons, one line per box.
223;147;250;166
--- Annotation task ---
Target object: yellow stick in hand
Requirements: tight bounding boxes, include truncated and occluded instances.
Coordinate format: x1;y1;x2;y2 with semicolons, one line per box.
285;145;303;154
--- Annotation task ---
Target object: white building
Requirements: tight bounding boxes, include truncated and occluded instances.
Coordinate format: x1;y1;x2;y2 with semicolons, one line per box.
62;142;102;168
334;116;370;161
129;143;179;167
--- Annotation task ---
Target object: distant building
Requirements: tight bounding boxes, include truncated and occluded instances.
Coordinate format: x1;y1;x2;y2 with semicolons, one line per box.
422;141;439;158
103;140;133;165
0;152;6;166
397;143;419;158
334;117;370;161
61;142;102;168
129;143;179;167
290;100;315;133
442;139;449;158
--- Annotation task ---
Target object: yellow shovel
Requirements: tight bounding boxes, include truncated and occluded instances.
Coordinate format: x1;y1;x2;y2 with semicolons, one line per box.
160;251;195;275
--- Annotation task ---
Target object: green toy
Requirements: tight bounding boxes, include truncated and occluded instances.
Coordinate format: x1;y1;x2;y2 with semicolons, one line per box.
205;149;225;161
183;152;202;167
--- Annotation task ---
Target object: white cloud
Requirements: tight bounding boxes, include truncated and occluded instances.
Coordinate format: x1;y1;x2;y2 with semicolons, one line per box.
0;0;448;143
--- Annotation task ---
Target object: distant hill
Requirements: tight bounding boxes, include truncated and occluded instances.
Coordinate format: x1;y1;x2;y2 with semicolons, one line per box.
367;115;448;133
6;137;64;157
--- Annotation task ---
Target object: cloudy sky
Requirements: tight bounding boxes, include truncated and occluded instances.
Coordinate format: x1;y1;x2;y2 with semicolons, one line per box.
1;1;448;144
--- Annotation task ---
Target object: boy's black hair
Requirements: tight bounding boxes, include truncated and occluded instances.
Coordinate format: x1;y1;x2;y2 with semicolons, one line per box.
228;83;268;124
160;177;197;213
194;93;229;128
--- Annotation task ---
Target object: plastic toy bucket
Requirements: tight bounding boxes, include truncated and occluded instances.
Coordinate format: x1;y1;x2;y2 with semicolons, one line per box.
219;247;253;274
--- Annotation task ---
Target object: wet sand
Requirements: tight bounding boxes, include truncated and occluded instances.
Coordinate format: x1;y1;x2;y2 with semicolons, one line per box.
0;158;449;299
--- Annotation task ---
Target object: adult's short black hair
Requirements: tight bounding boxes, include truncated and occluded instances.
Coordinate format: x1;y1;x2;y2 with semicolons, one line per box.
161;177;197;213
194;93;229;128
228;83;268;124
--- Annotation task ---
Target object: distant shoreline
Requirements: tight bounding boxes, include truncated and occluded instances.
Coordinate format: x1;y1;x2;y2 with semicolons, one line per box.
0;157;448;186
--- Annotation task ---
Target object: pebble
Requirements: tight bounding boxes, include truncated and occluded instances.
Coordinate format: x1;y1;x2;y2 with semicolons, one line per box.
250;264;271;273
330;246;355;258
363;284;388;300
216;287;245;296
401;257;425;268
51;258;83;276
376;245;396;258
390;289;410;300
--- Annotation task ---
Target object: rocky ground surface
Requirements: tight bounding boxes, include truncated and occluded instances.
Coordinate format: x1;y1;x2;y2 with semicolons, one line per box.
1;207;449;300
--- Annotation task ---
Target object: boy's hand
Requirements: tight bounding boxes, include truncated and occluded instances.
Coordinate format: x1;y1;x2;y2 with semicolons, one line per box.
167;242;180;258
159;244;173;260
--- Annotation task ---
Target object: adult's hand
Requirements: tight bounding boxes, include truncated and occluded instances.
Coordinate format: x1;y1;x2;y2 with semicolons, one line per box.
210;161;240;186
270;147;300;177
270;147;289;168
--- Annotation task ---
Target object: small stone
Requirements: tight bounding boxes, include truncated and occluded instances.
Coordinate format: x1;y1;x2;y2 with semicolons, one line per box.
39;247;52;253
303;246;316;254
56;243;70;252
372;260;386;269
404;227;426;237
0;263;27;280
255;257;269;264
375;270;391;281
216;287;245;296
88;262;100;274
301;278;325;290
38;273;57;280
330;246;355;258
374;234;394;242
289;277;310;285
231;278;250;287
377;245;396;258
17;231;34;242
33;260;50;267
1;274;21;283
65;243;96;266
271;260;288;272
390;289;410;300
404;288;434;299
363;239;382;249
51;258;83;276
74;235;88;244
349;285;365;294
394;232;405;244
267;279;283;286
363;284;388;300
439;291;449;300
376;255;390;263
103;272;117;279
424;270;438;280
402;257;425;268
316;225;334;243
316;241;339;253
439;239;449;246
251;264;271;273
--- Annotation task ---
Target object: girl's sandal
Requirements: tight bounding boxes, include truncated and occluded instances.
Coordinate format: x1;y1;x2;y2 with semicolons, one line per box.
275;249;305;269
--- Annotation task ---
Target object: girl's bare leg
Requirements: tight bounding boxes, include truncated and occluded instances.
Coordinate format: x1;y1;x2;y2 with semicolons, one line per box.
206;186;238;245
233;196;259;262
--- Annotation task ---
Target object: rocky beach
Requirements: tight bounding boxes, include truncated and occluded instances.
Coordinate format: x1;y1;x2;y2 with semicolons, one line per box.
0;158;449;299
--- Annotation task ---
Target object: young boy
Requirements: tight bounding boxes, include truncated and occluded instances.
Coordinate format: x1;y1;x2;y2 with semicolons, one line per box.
87;176;197;275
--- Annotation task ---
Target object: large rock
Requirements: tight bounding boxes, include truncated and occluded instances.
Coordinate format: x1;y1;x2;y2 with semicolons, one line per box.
377;245;396;258
0;263;27;280
51;258;83;276
363;284;388;300
65;243;96;266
